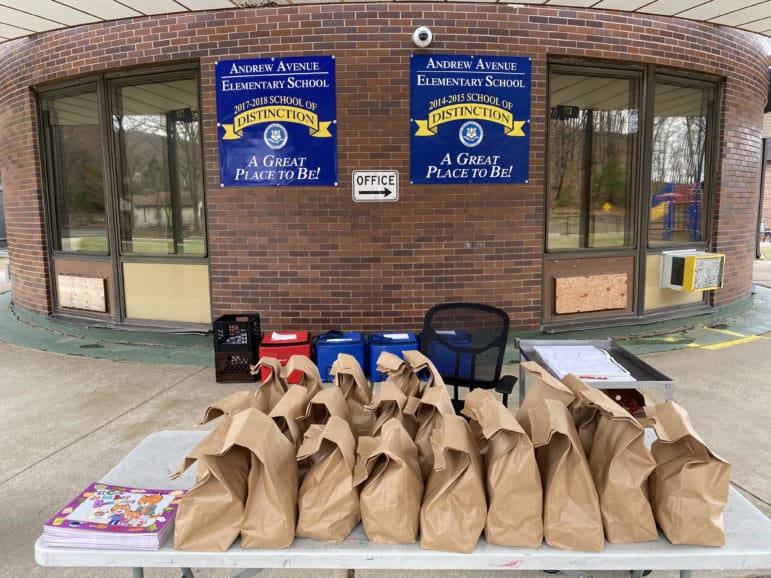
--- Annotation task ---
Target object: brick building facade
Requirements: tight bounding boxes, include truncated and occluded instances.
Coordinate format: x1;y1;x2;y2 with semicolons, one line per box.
0;5;767;333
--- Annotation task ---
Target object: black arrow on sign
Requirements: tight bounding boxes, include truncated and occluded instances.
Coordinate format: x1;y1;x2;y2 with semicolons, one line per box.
358;187;394;198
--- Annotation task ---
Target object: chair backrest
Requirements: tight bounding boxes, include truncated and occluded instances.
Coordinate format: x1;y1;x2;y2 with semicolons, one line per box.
420;302;510;388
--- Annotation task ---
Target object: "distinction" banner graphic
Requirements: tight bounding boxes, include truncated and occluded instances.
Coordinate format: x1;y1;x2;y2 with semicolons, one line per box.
216;56;337;187
410;54;531;185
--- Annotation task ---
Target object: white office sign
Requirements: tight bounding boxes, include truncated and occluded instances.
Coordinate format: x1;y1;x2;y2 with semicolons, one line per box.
352;170;399;202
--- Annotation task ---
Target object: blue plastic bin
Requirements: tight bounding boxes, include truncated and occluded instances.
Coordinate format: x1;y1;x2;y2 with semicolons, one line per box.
367;332;419;382
315;331;367;382
426;329;473;380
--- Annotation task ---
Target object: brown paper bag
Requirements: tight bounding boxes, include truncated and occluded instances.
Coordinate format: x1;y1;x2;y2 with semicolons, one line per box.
420;413;486;553
171;418;249;551
197;390;259;425
516;360;576;437
269;384;315;479
530;398;604;551
300;386;354;433
284;354;323;400
352;418;423;544
367;380;417;438
295;415;360;542
561;374;600;456
403;349;448;389
173;409;297;551
331;352;374;436
248;356;287;413
404;383;455;479
565;376;658;453
461;389;543;548
375;351;421;397
268;384;313;448
198;358;293;425
563;375;658;543
236;408;299;549
646;401;731;546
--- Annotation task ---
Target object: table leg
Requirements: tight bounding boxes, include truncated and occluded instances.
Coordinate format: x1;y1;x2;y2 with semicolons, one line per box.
679;572;692;578
132;568;144;578
519;363;526;405
182;568;195;578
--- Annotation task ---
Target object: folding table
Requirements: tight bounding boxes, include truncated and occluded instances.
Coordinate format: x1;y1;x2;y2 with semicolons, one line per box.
35;430;771;578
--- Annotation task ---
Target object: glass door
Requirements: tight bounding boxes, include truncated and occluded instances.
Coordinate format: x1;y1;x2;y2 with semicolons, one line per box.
111;75;210;324
39;68;210;327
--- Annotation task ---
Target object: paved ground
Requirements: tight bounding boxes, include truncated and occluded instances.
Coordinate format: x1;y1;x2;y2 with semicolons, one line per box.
0;256;769;577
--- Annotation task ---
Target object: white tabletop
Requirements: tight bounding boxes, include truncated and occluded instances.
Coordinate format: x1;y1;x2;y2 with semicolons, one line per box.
35;430;771;572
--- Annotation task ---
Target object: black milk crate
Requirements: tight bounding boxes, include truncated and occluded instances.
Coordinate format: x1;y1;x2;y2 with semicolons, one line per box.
213;313;261;353
215;350;258;383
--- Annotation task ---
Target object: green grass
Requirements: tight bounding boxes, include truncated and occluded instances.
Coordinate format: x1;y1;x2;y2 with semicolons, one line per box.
547;233;629;249
73;237;205;255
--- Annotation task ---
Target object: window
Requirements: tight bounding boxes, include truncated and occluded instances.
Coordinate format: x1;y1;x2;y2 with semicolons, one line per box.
546;63;718;253
648;80;714;245
114;79;205;256
547;71;640;250
41;89;108;254
40;69;206;260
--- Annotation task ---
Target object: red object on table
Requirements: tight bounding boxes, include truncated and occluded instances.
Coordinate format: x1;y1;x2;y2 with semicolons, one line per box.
258;331;312;384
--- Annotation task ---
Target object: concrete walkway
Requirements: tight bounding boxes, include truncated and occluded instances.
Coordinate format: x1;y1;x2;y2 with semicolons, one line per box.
0;260;769;577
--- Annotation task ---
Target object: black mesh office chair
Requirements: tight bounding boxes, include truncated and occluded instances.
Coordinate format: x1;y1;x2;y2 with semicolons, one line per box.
420;302;517;412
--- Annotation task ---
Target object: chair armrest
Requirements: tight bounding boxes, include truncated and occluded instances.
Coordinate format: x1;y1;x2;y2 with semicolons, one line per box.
495;374;517;395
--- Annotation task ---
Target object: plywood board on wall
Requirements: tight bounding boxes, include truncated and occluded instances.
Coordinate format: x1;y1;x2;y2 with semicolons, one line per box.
543;255;635;322
57;274;107;312
53;258;113;316
555;273;628;314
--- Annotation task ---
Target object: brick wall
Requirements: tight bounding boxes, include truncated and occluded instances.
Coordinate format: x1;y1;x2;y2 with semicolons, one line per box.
0;37;50;314
710;31;767;305
0;5;766;332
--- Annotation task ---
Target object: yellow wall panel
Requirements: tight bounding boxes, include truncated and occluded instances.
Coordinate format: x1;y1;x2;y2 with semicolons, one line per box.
123;263;210;323
644;254;703;310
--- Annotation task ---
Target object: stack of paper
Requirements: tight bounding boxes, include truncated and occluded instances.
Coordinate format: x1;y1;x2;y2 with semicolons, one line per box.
532;345;636;382
43;483;184;550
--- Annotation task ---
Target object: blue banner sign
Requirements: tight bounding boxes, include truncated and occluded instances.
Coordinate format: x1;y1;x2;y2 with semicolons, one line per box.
216;56;337;187
410;54;531;184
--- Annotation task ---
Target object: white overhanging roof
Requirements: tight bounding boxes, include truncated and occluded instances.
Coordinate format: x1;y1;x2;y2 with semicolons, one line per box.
1;0;771;44
3;1;771;133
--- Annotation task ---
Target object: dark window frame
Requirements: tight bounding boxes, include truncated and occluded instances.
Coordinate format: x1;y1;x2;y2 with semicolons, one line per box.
36;63;207;325
37;64;207;265
545;63;644;254
39;80;110;257
107;70;206;258
545;59;722;259
643;71;721;251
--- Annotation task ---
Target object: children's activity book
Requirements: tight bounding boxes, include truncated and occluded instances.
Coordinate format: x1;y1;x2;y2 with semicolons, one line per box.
43;482;185;550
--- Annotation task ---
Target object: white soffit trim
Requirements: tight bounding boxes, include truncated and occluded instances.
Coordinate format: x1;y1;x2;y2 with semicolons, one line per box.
0;0;770;41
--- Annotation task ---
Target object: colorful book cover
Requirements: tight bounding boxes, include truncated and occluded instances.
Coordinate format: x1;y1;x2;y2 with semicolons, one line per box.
43;482;185;550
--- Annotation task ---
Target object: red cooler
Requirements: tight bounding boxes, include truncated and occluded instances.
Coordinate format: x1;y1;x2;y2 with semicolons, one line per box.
259;331;312;383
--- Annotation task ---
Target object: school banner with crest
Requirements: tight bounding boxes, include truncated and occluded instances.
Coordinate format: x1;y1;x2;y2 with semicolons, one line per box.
215;55;337;187
410;54;531;185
